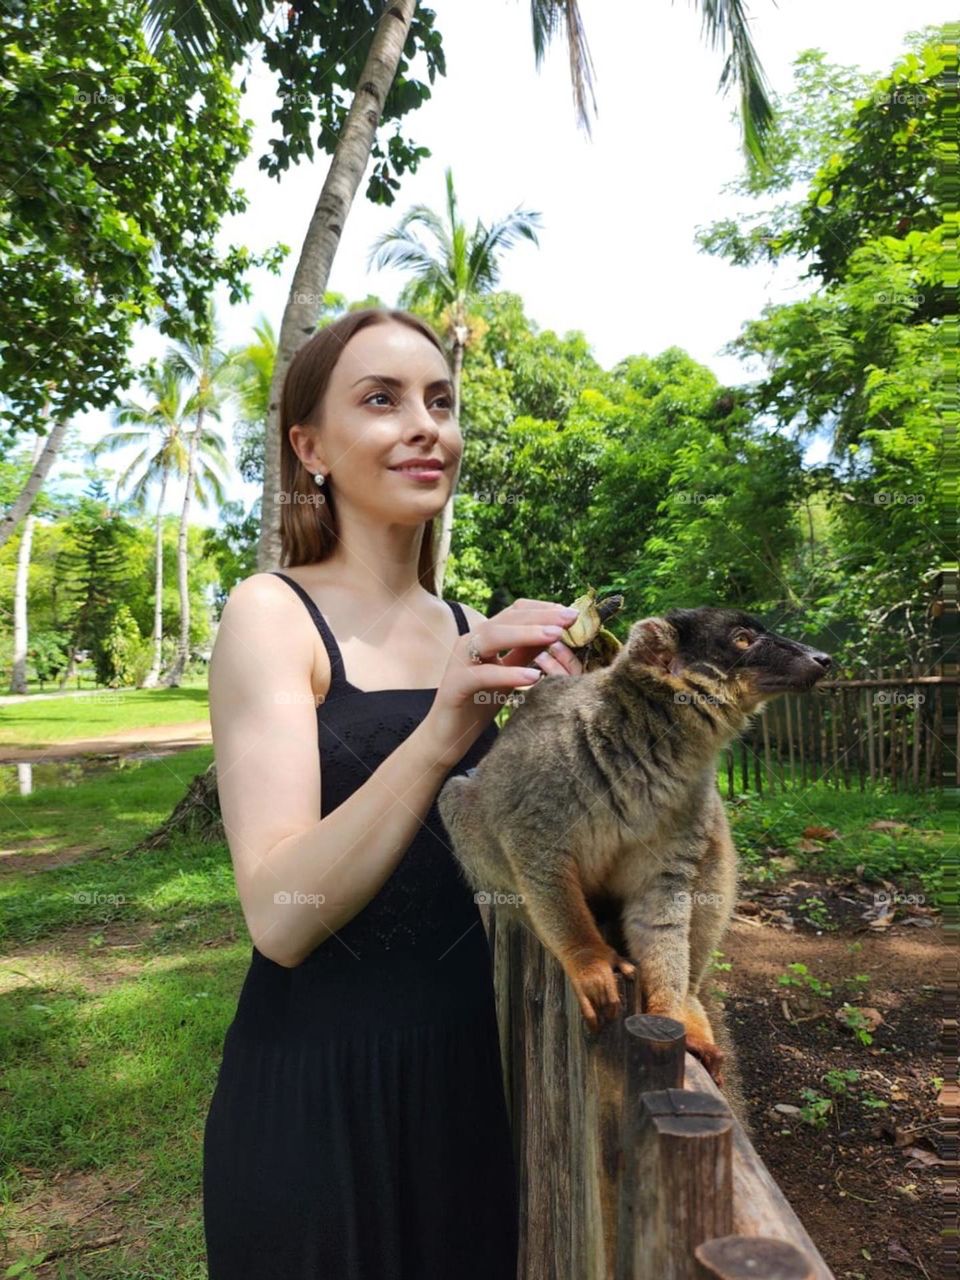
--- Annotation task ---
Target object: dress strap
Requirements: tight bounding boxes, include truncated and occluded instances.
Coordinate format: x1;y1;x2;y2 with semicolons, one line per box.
446;600;469;636
270;572;348;692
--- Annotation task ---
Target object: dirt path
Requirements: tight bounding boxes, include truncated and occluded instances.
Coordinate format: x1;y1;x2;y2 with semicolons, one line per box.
0;721;211;763
720;876;943;1280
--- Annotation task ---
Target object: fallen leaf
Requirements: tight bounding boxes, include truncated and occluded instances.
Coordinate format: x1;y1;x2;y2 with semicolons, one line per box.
868;820;910;832
836;1005;884;1031
903;1146;942;1168
886;1238;923;1271
803;825;842;840
794;839;825;853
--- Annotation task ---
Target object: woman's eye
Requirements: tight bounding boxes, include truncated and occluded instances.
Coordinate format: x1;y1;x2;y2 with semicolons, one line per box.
365;391;393;407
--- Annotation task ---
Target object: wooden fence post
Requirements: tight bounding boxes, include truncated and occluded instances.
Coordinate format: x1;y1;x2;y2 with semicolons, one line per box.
695;1235;815;1279
617;1087;734;1280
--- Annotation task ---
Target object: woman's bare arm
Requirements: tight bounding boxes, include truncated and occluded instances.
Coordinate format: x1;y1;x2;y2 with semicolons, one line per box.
208;574;455;969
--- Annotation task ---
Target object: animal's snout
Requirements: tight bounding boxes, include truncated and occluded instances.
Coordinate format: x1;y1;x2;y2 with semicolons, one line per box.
809;650;832;674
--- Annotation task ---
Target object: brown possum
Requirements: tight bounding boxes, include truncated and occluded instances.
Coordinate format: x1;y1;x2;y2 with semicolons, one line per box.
438;607;832;1083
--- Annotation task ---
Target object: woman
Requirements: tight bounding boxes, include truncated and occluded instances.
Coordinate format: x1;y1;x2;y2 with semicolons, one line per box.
202;306;585;1279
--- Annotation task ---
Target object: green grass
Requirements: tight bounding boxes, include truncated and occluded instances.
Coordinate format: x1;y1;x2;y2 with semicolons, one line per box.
0;750;242;1278
0;684;209;748
723;776;951;899
0;746;214;867
0;747;949;1277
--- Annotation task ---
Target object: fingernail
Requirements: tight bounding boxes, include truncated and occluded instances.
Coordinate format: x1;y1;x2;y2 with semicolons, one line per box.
533;652;550;667
559;607;579;620
543;625;564;639
520;667;542;681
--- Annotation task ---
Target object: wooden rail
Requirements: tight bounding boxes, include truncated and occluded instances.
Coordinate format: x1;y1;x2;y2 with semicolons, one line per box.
722;664;956;796
485;906;836;1280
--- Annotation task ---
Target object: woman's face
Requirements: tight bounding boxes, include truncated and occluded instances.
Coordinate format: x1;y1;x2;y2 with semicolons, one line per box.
293;320;463;524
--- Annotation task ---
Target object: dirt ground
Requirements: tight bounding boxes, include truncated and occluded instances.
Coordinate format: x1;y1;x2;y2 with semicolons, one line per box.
0;721;212;763
720;872;945;1280
0;861;945;1279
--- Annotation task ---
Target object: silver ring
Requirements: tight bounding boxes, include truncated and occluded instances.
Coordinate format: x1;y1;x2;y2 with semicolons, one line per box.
467;637;483;664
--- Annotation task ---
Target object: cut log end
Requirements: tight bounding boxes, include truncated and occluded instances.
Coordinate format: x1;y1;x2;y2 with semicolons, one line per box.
695;1233;815;1280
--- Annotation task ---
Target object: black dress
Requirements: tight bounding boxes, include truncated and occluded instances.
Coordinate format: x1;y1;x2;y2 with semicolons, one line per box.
202;572;519;1280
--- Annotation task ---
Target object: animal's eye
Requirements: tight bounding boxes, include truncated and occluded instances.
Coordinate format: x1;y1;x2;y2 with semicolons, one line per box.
733;631;754;650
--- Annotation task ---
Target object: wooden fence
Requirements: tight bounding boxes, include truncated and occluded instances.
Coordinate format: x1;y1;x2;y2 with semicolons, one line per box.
721;670;957;797
485;906;835;1280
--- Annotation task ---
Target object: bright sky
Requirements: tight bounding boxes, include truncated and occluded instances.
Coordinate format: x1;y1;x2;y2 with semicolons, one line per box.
65;0;948;524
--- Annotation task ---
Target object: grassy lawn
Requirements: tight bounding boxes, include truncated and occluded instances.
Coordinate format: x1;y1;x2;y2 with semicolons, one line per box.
0;744;948;1277
1;747;243;1279
0;684;210;748
725;778;950;900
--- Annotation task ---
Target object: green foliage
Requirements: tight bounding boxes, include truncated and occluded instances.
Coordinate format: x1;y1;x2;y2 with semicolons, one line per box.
103;602;151;687
54;478;138;684
798;1088;833;1129
822;1068;860;1095
0;0;285;437
777;962;833;999
836;1004;876;1046
694;27;954;668
25;630;69;687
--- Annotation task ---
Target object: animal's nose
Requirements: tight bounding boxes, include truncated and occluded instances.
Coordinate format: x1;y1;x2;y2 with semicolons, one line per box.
811;651;832;672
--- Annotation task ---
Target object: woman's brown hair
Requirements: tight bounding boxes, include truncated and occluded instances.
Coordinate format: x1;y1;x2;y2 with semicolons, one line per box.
278;307;452;593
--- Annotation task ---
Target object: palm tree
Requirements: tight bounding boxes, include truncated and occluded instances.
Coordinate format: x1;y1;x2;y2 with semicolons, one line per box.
90;358;193;687
367;166;541;588
164;307;234;686
146;0;774;576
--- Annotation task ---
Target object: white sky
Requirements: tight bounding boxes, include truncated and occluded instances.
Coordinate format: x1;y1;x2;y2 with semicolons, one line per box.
61;0;948;524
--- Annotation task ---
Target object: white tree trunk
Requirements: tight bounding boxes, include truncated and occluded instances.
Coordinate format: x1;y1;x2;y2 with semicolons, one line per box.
256;0;418;571
433;337;465;593
141;467;169;689
9;436;44;693
166;417;201;687
0;415;69;551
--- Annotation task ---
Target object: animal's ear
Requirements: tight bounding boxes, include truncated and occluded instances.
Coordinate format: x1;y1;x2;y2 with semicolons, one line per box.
624;617;678;673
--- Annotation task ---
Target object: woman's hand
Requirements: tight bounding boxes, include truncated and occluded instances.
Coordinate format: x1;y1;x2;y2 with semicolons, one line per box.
421;598;584;770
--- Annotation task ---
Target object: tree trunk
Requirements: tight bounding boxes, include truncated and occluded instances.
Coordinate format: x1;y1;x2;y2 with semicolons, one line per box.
434;336;465;592
256;0;418;572
134;760;223;851
141;467;169;689
9;434;45;693
166;414;202;687
0;414;69;551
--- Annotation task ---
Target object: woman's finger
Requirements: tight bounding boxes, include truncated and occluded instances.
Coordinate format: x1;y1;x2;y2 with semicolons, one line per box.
532;641;584;677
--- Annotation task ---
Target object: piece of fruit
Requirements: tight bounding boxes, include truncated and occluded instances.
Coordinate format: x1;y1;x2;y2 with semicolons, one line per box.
559;586;625;671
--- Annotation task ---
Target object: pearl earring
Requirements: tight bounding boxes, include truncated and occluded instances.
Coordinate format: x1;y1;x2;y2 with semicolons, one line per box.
313;472;326;487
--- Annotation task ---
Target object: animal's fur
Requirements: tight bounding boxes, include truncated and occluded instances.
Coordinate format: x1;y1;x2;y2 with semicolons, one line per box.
438;607;831;1088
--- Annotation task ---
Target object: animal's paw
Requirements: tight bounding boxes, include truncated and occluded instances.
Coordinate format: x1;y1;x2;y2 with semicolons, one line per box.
568;954;622;1033
685;1031;725;1087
